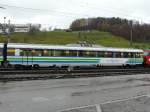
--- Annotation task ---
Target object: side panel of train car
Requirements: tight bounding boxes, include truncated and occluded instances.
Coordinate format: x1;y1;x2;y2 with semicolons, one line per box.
144;50;150;65
3;46;143;67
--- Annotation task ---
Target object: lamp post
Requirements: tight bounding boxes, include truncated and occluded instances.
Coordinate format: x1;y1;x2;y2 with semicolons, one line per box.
2;17;9;67
0;6;9;67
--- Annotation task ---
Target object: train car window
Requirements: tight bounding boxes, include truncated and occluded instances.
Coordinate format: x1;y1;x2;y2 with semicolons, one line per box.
0;48;3;56
131;52;135;58
144;52;148;56
104;52;108;57
79;51;87;57
135;53;141;58
30;49;43;56
38;49;43;56
7;48;15;56
31;49;36;56
27;50;33;56
87;51;96;57
15;49;20;56
47;49;54;56
121;52;124;58
20;49;24;56
128;53;131;58
53;50;78;57
20;49;33;56
140;52;144;57
97;51;105;57
42;49;55;56
144;52;150;56
139;53;142;58
35;49;54;56
20;49;26;56
113;52;121;58
106;52;113;58
123;52;130;58
43;49;49;56
54;50;63;57
65;50;70;56
69;50;78;57
79;51;96;57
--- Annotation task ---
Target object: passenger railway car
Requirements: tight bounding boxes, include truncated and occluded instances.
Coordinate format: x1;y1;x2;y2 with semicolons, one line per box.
0;43;144;68
143;50;150;66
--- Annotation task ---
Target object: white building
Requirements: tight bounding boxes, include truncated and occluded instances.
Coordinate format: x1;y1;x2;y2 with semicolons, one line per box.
14;24;30;32
14;24;41;32
0;23;41;33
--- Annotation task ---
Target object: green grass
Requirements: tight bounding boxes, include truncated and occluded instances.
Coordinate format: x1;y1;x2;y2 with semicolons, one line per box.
0;31;149;49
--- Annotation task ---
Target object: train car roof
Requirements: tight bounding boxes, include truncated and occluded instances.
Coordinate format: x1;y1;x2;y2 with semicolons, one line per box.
144;49;150;52
0;43;143;52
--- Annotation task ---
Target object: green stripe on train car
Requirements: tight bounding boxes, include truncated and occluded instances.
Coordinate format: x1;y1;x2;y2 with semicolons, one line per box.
127;58;143;63
7;57;100;61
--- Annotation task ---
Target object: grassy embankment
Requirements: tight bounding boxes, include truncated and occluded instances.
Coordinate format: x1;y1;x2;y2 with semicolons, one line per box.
0;31;149;49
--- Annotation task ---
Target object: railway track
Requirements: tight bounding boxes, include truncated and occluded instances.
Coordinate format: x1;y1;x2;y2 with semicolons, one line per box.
0;67;150;81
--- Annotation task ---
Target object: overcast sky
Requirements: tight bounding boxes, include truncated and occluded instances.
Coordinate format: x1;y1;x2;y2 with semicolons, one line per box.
0;0;150;29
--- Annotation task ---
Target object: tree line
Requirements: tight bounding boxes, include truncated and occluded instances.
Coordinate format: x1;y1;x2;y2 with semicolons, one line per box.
70;17;150;43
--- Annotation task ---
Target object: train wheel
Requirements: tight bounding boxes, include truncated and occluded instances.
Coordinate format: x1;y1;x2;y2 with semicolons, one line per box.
33;64;39;69
67;66;74;72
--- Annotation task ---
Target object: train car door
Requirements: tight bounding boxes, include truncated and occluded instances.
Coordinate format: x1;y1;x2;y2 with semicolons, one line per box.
130;52;136;65
22;49;33;65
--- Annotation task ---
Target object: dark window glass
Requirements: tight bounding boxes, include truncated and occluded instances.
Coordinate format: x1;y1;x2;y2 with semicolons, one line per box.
87;51;96;57
54;50;63;57
21;49;38;56
7;48;15;56
42;49;54;56
32;49;43;56
97;51;113;58
54;50;78;57
106;52;113;57
119;52;124;58
131;52;135;58
123;52;130;58
68;50;78;57
78;51;96;57
123;52;136;58
21;49;54;57
79;51;87;57
144;52;150;56
0;48;3;56
140;52;144;57
114;52;122;58
48;50;54;56
63;50;70;56
97;51;105;57
43;49;49;56
135;52;143;58
135;53;140;58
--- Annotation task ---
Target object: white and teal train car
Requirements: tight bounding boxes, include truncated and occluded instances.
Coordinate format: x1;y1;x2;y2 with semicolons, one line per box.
0;43;144;67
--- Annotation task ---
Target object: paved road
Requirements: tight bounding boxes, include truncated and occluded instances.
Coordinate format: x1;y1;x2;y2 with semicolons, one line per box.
1;74;150;112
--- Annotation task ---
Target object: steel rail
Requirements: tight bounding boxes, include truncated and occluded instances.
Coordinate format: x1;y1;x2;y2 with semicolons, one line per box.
0;67;150;81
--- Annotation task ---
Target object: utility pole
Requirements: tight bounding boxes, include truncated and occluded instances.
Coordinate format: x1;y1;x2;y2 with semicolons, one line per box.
84;1;89;42
2;17;8;67
130;20;133;47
